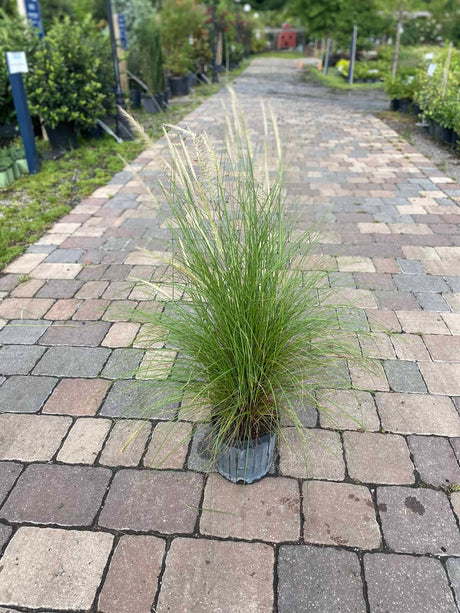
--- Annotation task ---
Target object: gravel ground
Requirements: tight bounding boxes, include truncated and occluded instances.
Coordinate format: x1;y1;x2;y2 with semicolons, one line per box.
376;110;460;184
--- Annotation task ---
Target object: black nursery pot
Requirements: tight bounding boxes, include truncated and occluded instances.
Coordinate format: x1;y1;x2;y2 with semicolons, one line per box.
80;123;103;141
216;432;276;484
46;122;78;152
390;99;400;112
168;76;189;97
441;127;453;145
130;89;142;109
142;94;162;114
399;98;411;114
433;123;444;142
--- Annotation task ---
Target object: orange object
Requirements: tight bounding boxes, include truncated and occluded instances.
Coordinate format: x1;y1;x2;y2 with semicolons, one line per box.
318;60;322;71
298;59;303;68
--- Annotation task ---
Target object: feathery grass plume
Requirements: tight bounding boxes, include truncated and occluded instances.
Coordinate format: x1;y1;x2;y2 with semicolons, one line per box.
126;89;366;468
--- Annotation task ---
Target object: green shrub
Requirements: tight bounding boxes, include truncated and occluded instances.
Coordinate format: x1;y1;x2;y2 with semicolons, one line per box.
160;0;206;76
0;11;36;125
132;14;164;93
383;67;419;100
26;16;107;129
414;48;460;129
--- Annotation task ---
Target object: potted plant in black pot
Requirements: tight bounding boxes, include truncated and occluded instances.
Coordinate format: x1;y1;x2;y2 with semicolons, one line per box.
160;0;206;97
26;16;107;152
123;95;361;484
134;15;165;113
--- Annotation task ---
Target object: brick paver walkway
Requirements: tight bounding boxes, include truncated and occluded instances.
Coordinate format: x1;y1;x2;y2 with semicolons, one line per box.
0;58;460;612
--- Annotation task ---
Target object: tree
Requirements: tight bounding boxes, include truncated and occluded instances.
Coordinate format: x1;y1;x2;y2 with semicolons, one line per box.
291;0;384;47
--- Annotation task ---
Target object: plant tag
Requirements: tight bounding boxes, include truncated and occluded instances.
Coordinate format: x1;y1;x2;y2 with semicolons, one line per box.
427;63;436;77
5;51;28;74
425;52;434;60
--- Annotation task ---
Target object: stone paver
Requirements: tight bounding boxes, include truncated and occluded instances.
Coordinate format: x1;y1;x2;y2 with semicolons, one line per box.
317;389;380;430
98;469;203;533
408;435;460;487
39;320;110;346
419;362;460;395
43;377;111;415
446;558;460;606
99;419;151;466
1;59;460;611
201;474;300;542
344;431;415;484
0;414;71;461
0;375;57;413
100;380;178;418
33;346;110;377
144;421;192;469
156;538;274;612
0;345;45;375
0;524;12;553
376;392;460;435
279;427;344;480
57;417;111;463
0;464;111;526
303;481;381;549
0;527;113;610
0;319;50;344
278;545;366;613
365;553;457;613
377;486;460;554
383;359;427;393
0;462;22;505
98;535;165;613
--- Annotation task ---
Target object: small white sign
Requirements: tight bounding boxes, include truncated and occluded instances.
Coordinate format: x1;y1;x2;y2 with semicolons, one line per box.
425;52;434;60
427;62;437;77
6;51;28;74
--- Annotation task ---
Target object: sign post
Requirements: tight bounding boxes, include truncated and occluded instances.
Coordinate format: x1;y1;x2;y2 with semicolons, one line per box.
323;37;332;74
5;51;40;175
113;13;129;93
347;25;358;85
17;0;45;38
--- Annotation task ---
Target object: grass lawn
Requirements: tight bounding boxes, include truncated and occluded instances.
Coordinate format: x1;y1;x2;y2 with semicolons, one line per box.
305;66;383;90
0;62;249;271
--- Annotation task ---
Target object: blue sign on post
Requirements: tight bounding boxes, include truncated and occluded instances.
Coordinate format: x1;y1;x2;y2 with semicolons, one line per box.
118;14;128;50
6;52;41;175
25;0;45;40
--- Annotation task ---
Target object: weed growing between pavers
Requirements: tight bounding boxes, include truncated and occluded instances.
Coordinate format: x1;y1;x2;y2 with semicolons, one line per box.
115;91;370;482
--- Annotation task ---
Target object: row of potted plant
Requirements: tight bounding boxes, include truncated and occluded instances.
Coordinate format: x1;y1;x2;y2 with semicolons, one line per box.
336;58;385;83
0;143;28;189
384;47;460;149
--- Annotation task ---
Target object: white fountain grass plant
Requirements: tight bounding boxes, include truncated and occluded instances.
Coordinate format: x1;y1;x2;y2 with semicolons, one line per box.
121;93;364;466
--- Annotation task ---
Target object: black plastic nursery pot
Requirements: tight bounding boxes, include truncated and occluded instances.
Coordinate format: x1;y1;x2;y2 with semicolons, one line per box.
441;127;453;146
80;123;103;141
46;122;78;152
390;99;400;112
187;72;198;87
130;89;142;109
216;432;276;484
168;76;189;97
142;94;162;114
433;123;444;142
398;98;412;114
